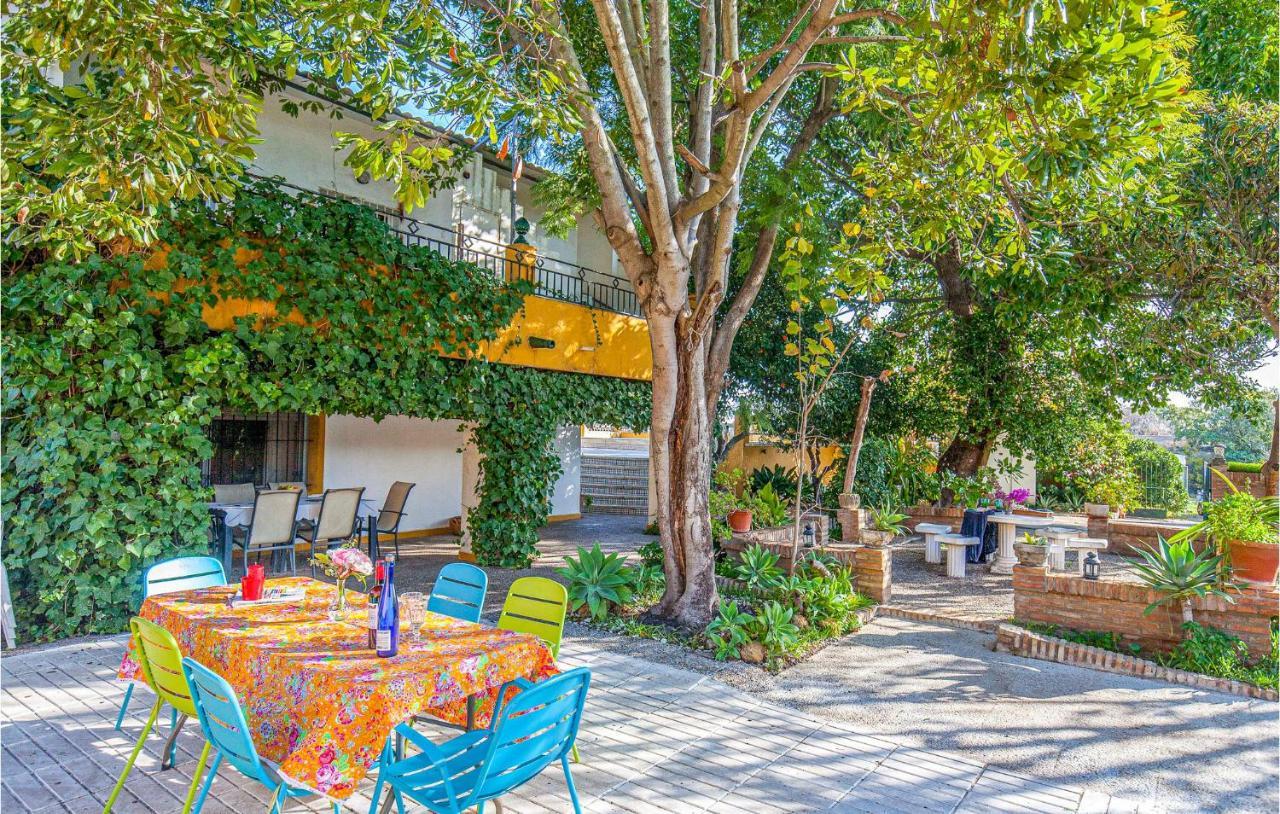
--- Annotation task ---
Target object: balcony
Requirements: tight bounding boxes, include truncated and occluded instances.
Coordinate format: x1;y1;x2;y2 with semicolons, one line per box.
263;176;641;318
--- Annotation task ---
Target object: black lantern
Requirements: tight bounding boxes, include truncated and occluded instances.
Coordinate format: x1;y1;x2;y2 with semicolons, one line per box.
1082;551;1101;580
802;522;816;549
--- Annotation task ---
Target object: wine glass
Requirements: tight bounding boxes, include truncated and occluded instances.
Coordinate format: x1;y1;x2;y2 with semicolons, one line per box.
401;592;427;643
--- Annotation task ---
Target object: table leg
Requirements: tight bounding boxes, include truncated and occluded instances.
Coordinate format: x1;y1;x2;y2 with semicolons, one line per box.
222;521;234;578
465;694;477;731
990;523;1017;574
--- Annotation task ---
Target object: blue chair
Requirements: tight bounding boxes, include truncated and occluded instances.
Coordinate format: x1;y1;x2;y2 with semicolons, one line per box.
427;563;488;624
371;667;591;814
181;657;339;814
116;556;227;732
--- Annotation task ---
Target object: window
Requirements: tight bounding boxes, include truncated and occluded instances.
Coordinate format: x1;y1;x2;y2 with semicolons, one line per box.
202;411;308;487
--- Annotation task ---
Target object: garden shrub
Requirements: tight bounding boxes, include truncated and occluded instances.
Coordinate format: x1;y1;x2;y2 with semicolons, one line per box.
4;180;649;640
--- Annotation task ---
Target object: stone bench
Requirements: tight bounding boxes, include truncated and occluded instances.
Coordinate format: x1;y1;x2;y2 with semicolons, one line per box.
915;523;955;565
1042;527;1078;571
936;534;981;578
1067;537;1108;575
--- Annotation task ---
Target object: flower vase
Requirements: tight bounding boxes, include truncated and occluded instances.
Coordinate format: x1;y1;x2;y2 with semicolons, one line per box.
328;582;348;622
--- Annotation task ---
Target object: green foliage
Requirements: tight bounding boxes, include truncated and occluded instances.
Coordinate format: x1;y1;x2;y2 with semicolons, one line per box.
1128;537;1234;616
940;470;996;509
1014;621;1142;657
1126;438;1191;514
734;545;783;591
3;0;578;259
1181;0;1279;100
558;544;635;621
628;563;665;603
3;182;649;640
706;600;754;661
1163;390;1275;463
1227;462;1265;474
748;600;801;658
867;501;907;534
751;483;789;528
1174;472;1279;550
1036;483;1085;512
749;464;817;503
1159;622;1279;690
638;542;664;568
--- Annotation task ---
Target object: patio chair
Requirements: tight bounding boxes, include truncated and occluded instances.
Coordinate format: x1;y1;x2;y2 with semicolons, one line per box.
371;668;592;814
233;489;302;576
296;487;365;575
115;557;227;731
211;482;256;504
427;562;489;624
376;481;416;557
105;618;212;814
181;657;339;814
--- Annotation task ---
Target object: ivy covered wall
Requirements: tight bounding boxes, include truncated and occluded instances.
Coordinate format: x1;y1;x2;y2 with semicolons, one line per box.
2;180;649;641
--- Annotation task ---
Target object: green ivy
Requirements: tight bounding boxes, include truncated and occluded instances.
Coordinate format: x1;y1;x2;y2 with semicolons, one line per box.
3;179;648;641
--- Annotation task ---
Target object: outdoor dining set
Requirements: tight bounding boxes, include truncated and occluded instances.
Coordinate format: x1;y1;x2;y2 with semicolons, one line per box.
914;508;1107;579
107;556;589;814
208;481;415;577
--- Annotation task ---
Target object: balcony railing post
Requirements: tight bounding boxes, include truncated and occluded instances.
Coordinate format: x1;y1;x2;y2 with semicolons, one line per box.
505;216;536;285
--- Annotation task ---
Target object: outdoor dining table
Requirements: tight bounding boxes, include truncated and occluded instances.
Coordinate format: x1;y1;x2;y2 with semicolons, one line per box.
115;577;557;801
986;512;1057;574
208;495;383;574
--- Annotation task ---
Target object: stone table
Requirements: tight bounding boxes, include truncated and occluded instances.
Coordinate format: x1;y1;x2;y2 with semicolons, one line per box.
986;513;1055;574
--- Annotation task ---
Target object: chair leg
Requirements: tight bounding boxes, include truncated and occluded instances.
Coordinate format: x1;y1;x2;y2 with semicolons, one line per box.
571;742;581;763
562;755;583;814
393;530;400;558
180;740;212;814
191;752;222;814
161;712;186;770
104;699;162;812
114;683;134;731
268;784;286;814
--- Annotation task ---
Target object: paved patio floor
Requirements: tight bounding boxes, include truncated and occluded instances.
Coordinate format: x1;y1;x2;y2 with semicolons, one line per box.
1;635;1151;814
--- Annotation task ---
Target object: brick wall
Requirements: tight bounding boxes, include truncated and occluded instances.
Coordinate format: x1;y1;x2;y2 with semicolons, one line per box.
721;537;892;604
1209;467;1278;501
1012;565;1278;658
903;505;964;532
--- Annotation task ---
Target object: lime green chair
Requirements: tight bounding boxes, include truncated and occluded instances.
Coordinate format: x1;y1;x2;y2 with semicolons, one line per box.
496;577;580;762
104;617;212;814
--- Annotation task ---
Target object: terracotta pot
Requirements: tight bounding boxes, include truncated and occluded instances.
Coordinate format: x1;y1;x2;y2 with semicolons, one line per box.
727;509;753;533
1014;542;1048;567
1229;539;1279;584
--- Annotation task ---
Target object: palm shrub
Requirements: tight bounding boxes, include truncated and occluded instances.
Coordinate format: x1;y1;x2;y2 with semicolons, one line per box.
705;600;754;661
1128;536;1234;626
558;543;635;621
735;544;783;589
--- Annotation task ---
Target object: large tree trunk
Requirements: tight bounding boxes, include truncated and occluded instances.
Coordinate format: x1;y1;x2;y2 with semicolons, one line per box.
841;376;877;494
937;430;995;477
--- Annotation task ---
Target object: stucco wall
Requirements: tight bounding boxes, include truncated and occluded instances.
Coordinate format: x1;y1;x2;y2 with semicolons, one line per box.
321;415;582;534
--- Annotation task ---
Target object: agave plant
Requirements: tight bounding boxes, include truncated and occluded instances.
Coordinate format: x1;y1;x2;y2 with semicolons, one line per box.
1128;536;1234;625
705;600;754;661
558;543;635;621
867;500;908;534
749;600;801;657
735;544;783;589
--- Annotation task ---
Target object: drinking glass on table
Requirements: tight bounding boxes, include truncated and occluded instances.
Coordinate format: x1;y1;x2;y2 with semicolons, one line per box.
400;592;427;642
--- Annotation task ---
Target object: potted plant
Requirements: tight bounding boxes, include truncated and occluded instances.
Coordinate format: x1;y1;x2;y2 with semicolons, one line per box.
1129;536;1233;625
711;469;754;533
1170;470;1279;585
863;501;907;548
1013;532;1048;567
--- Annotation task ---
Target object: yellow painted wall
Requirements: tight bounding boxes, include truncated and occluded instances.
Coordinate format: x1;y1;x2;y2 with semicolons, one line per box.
149;246;652;383
720;442;844;484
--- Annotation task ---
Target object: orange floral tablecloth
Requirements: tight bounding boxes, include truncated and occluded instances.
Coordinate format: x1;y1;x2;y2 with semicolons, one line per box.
115;577;557;799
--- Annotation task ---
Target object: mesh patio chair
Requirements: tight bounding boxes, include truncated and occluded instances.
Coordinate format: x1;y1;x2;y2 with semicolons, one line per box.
377;481;416;557
212;483;256;504
297;487;365;574
232;489;302;575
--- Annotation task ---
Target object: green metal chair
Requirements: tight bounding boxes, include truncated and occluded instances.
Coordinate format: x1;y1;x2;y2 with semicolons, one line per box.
116;556;226;732
104;617;211;814
496;577;580;762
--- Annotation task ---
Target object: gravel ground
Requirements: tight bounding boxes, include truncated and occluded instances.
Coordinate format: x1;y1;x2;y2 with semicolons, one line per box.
890;534;1147;625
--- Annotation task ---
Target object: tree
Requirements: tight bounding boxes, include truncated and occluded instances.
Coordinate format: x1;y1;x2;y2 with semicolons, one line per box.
1164;389;1277;462
7;0;1211;627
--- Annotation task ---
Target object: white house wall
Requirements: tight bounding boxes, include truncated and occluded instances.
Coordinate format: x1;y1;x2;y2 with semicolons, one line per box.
322;416;582;537
248;89;621;282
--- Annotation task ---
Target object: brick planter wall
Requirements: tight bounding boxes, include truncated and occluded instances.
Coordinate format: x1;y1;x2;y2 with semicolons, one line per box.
1012;565;1278;658
904;505;964;532
721;536;892;604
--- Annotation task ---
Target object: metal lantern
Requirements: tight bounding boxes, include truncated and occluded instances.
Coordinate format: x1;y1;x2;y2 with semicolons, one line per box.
802;522;816;549
1082;551;1101;580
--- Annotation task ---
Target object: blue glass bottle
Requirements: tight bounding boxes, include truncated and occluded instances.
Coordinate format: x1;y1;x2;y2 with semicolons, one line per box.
375;554;399;657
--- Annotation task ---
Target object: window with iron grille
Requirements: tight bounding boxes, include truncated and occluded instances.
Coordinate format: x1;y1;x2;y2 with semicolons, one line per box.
202;411;308;487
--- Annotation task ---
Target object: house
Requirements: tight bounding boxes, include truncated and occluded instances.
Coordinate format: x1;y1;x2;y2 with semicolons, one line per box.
202;82;651;552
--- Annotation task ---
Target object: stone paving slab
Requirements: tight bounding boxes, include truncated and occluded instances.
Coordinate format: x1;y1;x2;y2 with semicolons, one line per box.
1;635;1147;813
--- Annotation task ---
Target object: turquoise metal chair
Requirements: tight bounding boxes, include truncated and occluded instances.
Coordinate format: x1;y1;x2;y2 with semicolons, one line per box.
426;563;488;624
116;557;227;732
371;667;591;814
181;657;339;814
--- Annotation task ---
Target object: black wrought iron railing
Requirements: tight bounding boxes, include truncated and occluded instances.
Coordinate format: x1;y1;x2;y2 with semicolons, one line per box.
254;176;641;317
